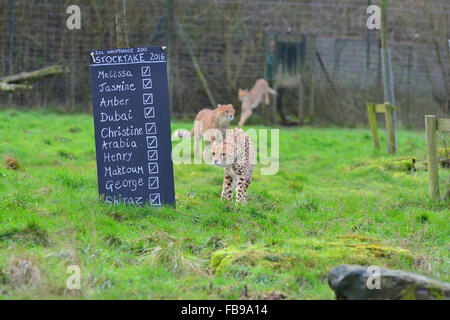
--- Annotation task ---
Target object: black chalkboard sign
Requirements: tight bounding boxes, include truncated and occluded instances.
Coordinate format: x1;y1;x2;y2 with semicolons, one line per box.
89;46;175;207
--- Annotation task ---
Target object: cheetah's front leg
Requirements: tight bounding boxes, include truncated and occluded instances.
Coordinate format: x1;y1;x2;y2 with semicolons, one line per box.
235;176;250;204
221;174;233;201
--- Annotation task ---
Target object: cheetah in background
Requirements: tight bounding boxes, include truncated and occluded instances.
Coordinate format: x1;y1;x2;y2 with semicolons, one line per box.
174;104;235;157
238;79;276;127
211;127;256;204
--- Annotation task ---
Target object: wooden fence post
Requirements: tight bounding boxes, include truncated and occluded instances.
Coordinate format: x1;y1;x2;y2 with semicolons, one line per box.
425;115;440;198
166;0;174;112
297;81;304;125
367;102;380;150
268;85;277;125
309;73;316;119
445;176;450;201
385;103;396;154
114;0;128;48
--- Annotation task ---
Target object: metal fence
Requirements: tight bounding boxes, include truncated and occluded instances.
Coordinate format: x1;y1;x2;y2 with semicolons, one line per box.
0;0;448;127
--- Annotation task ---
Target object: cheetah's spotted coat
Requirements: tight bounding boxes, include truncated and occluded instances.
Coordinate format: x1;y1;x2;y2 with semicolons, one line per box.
211;128;256;204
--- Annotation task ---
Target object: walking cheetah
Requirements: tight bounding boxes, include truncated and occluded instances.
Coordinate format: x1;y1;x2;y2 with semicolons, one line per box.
211;128;256;204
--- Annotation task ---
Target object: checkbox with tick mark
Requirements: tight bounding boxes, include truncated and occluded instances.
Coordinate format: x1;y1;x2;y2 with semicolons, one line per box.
144;107;155;118
141;66;151;76
146;136;158;149
142;78;152;89
145;123;157;135
143;93;153;105
148;162;159;174
148;177;159;190
148;150;158;161
149;193;161;206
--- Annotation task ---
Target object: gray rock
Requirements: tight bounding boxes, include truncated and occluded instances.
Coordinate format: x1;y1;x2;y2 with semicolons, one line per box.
328;265;450;300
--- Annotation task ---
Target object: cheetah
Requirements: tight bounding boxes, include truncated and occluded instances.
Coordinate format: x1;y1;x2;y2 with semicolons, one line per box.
211;128;256;204
174;104;235;156
238;79;276;127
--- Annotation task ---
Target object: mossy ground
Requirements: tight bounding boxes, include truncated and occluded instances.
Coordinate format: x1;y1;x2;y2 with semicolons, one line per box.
210;235;412;275
0;109;448;299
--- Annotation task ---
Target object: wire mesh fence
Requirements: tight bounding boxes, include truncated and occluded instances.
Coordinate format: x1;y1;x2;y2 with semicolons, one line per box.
0;0;448;127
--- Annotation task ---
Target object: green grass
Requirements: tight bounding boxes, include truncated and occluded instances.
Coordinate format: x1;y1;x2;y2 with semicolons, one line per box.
0;109;448;299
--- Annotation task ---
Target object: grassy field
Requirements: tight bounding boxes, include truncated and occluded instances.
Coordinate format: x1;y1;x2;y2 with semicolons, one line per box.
0;109;448;299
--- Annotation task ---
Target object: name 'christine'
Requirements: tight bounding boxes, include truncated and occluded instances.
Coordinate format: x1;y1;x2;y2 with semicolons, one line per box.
101;126;143;139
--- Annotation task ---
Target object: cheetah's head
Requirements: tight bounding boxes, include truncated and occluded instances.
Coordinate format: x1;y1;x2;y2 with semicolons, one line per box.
211;139;235;167
216;104;235;121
